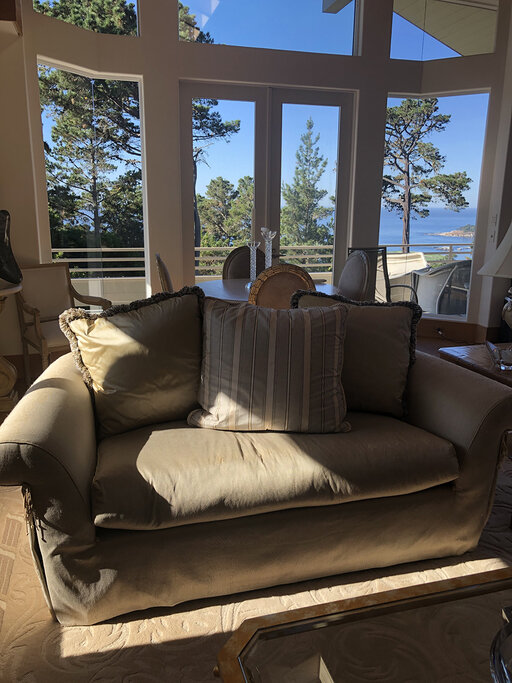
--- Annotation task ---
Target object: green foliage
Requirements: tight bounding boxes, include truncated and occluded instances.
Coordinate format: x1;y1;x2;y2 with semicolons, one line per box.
101;170;144;247
197;175;253;246
37;0;239;255
40;66;140;247
179;2;213;42
33;0;137;35
280;118;333;246
383;98;471;251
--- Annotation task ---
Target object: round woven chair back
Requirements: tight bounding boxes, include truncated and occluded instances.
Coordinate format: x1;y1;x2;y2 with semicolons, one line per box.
248;263;315;309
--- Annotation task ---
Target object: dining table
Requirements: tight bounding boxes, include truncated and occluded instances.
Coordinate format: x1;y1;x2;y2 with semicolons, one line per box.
197;278;339;302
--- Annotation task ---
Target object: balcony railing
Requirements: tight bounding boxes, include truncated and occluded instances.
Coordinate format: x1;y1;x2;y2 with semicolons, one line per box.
51;242;473;279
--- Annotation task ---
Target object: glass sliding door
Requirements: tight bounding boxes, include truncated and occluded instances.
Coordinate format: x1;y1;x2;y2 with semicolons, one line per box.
192;98;255;281
279;103;341;284
180;85;354;286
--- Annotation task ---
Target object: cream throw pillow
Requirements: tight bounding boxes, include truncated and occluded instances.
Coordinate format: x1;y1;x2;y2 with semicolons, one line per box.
188;298;351;433
291;291;422;417
60;288;204;438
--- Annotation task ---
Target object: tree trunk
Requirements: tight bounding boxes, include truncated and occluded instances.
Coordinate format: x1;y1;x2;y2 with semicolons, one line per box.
401;163;411;254
91;149;102;249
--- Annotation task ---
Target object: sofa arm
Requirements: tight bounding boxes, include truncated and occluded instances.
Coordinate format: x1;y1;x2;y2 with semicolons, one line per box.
0;353;97;538
406;351;512;494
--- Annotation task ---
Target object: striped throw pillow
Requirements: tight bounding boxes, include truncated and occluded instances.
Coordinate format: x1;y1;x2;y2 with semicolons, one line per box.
187;298;351;433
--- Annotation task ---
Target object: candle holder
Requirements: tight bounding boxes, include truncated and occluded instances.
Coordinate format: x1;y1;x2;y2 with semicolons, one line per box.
260;227;277;270
247;241;261;283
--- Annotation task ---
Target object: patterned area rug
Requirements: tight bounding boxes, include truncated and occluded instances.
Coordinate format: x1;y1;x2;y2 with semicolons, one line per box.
1;463;512;682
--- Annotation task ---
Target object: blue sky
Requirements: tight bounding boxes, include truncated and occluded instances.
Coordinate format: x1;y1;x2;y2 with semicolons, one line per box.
39;3;490;211
189;2;489;209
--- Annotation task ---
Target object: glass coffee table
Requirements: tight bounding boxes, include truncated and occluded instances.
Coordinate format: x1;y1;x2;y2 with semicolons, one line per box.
216;567;512;682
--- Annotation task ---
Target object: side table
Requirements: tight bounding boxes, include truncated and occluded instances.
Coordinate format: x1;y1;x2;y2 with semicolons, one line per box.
439;343;512;388
0;282;22;411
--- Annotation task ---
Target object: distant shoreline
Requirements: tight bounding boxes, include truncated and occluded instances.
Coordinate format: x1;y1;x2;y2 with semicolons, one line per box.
431;224;475;238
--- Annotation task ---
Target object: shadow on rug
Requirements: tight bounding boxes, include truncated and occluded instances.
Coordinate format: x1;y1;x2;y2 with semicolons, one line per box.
1;461;512;682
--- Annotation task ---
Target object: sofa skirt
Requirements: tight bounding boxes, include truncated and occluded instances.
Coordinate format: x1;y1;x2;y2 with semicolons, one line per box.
30;481;487;625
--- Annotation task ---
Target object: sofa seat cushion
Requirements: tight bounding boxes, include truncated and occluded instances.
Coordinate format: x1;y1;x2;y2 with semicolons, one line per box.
92;412;459;531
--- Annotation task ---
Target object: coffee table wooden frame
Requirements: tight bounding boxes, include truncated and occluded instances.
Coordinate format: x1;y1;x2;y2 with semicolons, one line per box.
215;566;512;682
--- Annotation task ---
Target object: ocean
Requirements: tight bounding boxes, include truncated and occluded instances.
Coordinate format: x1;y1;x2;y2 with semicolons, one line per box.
378;206;476;255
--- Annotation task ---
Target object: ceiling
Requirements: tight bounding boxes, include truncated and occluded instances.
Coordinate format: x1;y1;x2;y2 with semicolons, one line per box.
323;0;498;56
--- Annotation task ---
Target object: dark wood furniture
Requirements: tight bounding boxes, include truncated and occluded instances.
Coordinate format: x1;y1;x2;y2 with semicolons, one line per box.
439;343;512;388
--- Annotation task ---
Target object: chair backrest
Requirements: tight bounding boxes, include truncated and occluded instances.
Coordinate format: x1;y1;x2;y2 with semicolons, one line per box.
382;251;428;303
222;245;265;280
155;253;174;293
414;262;458;314
19;263;75;319
337;250;371;301
248;263;315;309
414;260;471;315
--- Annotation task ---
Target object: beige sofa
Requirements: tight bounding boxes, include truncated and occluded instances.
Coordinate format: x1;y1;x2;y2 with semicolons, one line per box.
0;348;511;625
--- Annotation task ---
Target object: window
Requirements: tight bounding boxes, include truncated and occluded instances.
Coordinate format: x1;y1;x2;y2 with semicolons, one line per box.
390;0;498;61
192;98;255;280
181;85;353;284
379;93;489;316
178;0;356;56
39;66;144;303
280;104;340;281
33;0;138;35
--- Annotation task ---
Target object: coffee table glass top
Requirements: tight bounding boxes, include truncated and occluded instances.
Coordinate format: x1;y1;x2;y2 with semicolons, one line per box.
218;569;512;682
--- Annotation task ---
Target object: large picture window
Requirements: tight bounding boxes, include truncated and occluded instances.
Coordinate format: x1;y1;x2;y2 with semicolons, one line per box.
390;0;498;61
378;93;489;317
39;65;144;303
178;0;356;56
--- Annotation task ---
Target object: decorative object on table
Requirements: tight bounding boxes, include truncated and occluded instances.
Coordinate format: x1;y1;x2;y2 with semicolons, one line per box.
155;253;174;293
0;210;22;285
222;245;265;280
260;227;277;269
16;262;112;384
490;605;512;682
485;340;512;371
248;263;315;309
479;220;512;333
247;240;261;283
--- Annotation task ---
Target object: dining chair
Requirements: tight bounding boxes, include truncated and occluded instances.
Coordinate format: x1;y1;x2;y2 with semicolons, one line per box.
155;253;174;293
337;250;371;301
16;262;112;383
222;245;265;280
347;246;419;303
413;260;471;315
248;263;315;309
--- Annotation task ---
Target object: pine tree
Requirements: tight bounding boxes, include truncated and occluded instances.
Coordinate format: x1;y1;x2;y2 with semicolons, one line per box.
226;176;254;244
37;0;240;252
383;98;471;253
196;177;237;245
40;69;139;247
281;118;333;246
